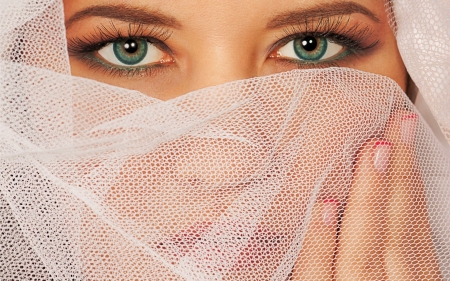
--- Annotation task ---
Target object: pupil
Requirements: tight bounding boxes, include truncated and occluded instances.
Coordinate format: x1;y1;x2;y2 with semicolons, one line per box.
123;40;139;54
301;36;318;52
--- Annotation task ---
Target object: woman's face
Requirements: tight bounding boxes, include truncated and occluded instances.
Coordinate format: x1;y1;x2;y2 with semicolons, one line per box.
64;0;407;100
63;1;408;275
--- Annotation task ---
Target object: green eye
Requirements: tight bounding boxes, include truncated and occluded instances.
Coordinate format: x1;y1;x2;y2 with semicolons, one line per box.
277;36;344;62
293;36;328;61
113;39;148;65
98;38;165;67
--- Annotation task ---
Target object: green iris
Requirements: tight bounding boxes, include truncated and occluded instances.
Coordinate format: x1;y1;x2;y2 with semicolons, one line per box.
293;36;328;61
113;39;148;65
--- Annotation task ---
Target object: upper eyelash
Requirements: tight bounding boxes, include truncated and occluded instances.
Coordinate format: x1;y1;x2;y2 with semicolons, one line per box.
68;15;378;77
273;14;379;53
67;21;172;55
67;21;173;77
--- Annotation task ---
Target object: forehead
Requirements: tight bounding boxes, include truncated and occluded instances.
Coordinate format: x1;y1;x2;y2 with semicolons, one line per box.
65;0;387;29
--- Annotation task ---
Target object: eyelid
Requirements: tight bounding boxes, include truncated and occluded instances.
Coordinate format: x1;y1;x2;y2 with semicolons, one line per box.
67;22;176;78
67;21;174;56
268;15;379;56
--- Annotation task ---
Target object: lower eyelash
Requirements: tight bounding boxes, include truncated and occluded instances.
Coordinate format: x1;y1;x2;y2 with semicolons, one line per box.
77;53;169;78
275;44;366;70
277;57;340;70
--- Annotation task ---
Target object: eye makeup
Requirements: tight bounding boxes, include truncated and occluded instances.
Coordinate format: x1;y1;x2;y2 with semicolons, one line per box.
268;14;380;69
67;13;380;78
67;21;175;77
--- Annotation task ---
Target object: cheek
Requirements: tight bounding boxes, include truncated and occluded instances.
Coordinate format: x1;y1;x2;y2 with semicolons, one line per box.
69;56;185;100
349;37;408;92
382;40;408;92
277;77;393;202
104;137;266;232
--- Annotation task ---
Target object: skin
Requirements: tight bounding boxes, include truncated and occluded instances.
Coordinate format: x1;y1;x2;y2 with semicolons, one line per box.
64;0;442;280
294;112;442;281
65;0;407;99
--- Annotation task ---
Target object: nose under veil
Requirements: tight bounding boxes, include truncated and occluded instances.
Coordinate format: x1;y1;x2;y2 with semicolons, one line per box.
1;0;449;280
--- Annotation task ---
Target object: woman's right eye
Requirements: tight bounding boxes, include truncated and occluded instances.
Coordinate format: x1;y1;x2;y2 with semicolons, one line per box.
97;38;170;67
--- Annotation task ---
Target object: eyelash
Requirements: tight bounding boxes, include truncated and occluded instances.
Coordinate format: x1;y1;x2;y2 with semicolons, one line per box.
271;15;379;68
67;21;173;77
67;15;379;77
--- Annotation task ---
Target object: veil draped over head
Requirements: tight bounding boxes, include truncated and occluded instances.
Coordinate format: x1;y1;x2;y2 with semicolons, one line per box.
0;0;449;280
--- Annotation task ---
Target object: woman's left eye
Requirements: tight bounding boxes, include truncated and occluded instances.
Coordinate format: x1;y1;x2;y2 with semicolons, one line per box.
275;36;345;62
97;38;165;66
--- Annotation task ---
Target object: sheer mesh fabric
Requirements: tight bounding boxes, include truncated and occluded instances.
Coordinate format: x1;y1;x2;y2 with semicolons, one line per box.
0;0;449;280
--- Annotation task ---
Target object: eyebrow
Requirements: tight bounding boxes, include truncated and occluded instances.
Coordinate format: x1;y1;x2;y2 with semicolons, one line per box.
65;4;182;29
267;1;380;29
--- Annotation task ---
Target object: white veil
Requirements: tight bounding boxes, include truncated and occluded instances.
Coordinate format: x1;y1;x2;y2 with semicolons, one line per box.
0;0;449;280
